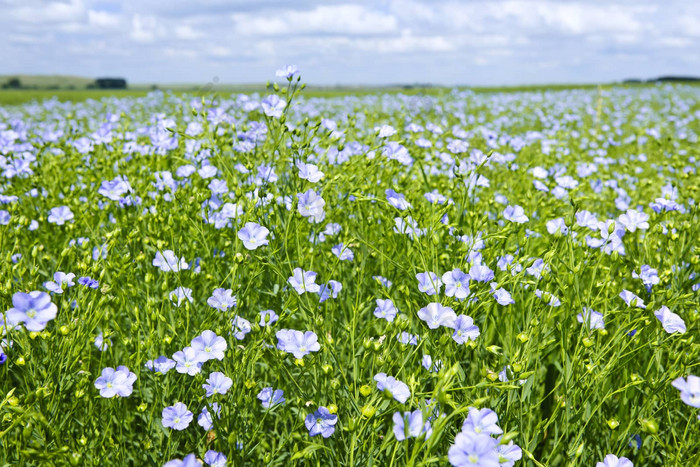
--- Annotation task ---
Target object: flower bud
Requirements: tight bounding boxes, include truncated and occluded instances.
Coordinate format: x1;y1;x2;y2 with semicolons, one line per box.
607;419;619;430
640;418;658;434
361;405;376;418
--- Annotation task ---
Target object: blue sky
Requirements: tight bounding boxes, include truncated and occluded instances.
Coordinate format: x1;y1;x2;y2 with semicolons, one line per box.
1;0;698;86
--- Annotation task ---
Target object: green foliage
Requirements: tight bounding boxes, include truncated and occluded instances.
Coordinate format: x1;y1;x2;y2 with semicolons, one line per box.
0;78;699;466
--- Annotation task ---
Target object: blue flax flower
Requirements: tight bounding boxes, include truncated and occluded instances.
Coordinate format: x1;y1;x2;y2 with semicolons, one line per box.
596;454;633;467
276;329;321;358
374;299;397;322
162;402;193;430
305;407;338;438
452;315;480;344
94;366;136;398
374;373;410;403
191;330;227;361
418;302;457;329
448;431;499;467
671;375;700;408
203;372;233;397
393;410;432;441
6;291;57;331
416;271;442;295
204;450;227;467
257;387;286;408
288;268;321;294
198;403;221;430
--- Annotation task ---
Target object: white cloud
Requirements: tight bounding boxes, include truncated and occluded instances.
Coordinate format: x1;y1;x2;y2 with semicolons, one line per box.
352;30;454;53
8;0;86;24
174;25;205;40
88;10;122;29
130;14;166;43
0;0;697;85
677;15;700;37
233;5;398;36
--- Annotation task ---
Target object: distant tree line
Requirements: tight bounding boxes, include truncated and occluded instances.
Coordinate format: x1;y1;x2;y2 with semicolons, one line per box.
1;77;22;89
88;78;128;89
623;76;700;84
1;77;128;90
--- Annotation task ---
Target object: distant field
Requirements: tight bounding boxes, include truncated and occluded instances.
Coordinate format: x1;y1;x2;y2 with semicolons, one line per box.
0;82;685;106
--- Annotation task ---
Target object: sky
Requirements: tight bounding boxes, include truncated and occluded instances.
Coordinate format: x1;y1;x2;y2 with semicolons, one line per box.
1;0;699;86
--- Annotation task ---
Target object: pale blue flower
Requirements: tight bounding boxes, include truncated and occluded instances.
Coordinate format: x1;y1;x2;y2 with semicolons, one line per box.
162;402;193;430
618;209;649;232
374;373;410;403
374;298;397;322
276;329;320;358
386;189;412;210
305;407;337;438
462;407;503;435
6;291;57;331
442;268;470;299
452;315;479;344
418;302;457;329
332;243;354;261
620;289;646;308
94;366;136;398
259;309;279;326
596;454;634;467
546;217;568;235
296;161;324;182
261;94;286;118
198;403;221;430
257;387;286;408
503;205;529;223
654;306;686;334
172;347;203;376
393;410;432;441
231;315;252;340
153;250;189;272
203;372;233;397
288;268;321;294
191;330;227;361
577;308;605;330
207;288;237;311
48;206;74;225
204;449;227;467
448;431;499;467
416;271;442;295
671;375;700;408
